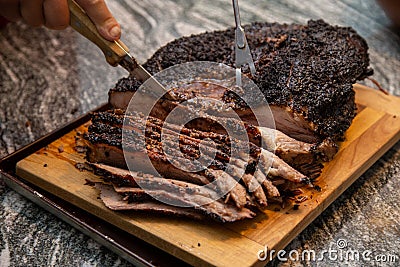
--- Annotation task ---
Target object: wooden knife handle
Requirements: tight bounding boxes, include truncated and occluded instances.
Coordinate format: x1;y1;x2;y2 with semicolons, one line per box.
68;0;129;66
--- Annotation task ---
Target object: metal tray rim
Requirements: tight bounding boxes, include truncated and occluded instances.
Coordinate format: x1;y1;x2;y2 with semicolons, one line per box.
0;103;189;267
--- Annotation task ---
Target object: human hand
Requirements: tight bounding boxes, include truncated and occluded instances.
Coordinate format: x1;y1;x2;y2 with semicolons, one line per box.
0;0;121;41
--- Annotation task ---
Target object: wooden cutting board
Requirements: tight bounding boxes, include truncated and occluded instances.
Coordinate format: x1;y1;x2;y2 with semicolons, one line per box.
15;84;400;267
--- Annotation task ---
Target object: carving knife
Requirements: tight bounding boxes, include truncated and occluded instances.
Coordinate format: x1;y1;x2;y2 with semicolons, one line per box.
67;0;172;99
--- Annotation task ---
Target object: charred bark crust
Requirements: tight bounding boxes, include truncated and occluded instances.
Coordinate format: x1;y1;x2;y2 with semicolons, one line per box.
109;19;372;141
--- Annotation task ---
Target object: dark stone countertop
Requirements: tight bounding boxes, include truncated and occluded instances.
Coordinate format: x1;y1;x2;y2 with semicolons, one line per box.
0;0;399;266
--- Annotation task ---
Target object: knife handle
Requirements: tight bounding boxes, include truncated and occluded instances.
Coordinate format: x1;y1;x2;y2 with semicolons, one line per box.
67;0;129;66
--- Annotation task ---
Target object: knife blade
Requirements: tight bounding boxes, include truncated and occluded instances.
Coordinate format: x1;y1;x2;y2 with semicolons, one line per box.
67;0;173;100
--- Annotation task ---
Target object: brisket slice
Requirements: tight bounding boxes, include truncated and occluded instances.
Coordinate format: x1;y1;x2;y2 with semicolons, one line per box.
92;164;255;222
85;124;250;209
85;110;317;209
95;183;206;220
109;19;372;142
87;110;313;183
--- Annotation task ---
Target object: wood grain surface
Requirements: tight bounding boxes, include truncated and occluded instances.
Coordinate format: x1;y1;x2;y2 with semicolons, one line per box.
14;85;400;266
1;0;399;266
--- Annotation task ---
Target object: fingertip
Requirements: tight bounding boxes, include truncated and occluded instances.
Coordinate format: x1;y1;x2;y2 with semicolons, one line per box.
75;0;121;41
47;16;69;30
45;18;69;30
109;24;121;40
43;0;69;30
98;23;121;41
50;23;69;30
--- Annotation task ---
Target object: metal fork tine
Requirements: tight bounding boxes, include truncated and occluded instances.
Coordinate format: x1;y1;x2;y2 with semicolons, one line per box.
232;0;256;87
